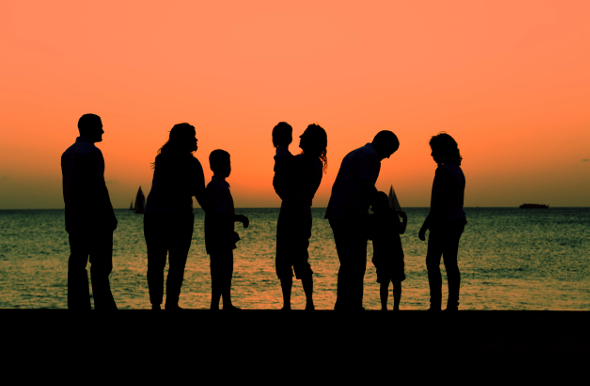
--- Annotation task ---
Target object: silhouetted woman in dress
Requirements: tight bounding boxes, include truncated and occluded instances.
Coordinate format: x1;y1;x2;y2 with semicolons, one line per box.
275;124;327;311
418;132;466;311
144;123;208;310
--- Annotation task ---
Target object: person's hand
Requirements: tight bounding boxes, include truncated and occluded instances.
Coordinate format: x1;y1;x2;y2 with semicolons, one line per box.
398;210;407;220
418;227;426;241
241;215;249;228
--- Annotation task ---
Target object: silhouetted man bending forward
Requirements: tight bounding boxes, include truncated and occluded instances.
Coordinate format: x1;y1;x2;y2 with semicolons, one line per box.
325;131;399;311
61;113;118;310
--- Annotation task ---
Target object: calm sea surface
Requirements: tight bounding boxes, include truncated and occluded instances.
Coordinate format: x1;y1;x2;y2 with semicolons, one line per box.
0;208;589;310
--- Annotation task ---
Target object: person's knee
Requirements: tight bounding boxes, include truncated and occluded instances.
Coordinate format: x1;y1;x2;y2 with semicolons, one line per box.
426;254;441;270
68;255;88;271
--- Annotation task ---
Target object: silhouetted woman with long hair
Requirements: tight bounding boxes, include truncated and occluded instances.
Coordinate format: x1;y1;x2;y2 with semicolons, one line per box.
143;123;208;310
419;132;466;311
274;124;327;311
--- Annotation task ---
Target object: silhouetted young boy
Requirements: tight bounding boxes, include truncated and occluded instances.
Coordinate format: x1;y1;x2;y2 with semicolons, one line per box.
272;122;293;200
368;191;407;311
205;150;249;311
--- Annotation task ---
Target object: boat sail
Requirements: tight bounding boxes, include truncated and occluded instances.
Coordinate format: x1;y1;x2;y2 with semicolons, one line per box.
388;185;402;222
388;185;401;210
133;186;146;214
129;201;134;210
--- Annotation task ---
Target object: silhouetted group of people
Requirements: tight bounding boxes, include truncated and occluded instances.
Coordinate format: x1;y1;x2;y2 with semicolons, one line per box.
62;113;466;311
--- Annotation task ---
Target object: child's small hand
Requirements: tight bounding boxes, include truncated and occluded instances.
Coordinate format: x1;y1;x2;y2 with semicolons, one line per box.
241;215;249;228
418;227;426;241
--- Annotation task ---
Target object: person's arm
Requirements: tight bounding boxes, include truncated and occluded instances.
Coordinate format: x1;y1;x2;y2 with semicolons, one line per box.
233;214;249;228
357;150;380;211
418;166;450;240
397;210;407;235
191;160;209;212
359;179;379;212
94;150;117;230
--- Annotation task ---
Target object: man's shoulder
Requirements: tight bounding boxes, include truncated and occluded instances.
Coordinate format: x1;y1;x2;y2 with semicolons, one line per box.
345;143;376;159
62;140;101;158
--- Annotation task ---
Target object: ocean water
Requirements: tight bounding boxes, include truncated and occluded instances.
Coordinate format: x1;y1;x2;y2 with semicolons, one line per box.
0;208;589;310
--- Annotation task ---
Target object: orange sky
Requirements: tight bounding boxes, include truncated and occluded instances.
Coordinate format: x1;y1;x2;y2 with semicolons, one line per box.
1;0;589;209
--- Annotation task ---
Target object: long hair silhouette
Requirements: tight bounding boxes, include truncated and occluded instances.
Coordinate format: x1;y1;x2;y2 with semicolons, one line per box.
301;123;328;173
430;132;462;166
152;123;198;169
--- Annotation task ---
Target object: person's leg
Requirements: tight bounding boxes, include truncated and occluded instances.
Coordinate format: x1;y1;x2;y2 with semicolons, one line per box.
221;250;238;310
392;280;402;311
350;216;368;310
279;276;292;310
330;216;368;311
276;216;293;310
442;224;464;311
294;217;314;310
210;253;222;310
67;232;91;310
144;213;168;310
426;229;444;311
88;229;117;310
379;282;389;311
166;213;194;309
330;218;353;310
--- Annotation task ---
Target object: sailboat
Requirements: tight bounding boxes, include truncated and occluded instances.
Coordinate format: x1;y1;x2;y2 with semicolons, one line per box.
129;201;134;210
133;186;146;214
388;185;402;222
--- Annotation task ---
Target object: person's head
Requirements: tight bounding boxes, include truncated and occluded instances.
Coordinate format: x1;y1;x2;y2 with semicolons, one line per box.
152;123;197;168
429;132;462;166
371;191;390;213
78;113;103;142
372;130;399;160
272;122;293;148
209;149;231;178
299;123;328;173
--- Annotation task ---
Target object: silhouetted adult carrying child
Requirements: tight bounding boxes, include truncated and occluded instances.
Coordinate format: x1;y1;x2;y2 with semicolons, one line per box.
273;124;328;311
418;132;466;311
369;191;407;311
205;150;249;311
272;122;293;200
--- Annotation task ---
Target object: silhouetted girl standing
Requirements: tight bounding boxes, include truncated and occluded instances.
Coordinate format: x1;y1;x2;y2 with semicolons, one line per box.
419;132;466;311
143;123;208;310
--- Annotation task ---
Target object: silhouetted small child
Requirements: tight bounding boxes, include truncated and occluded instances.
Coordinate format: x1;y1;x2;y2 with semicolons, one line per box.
369;191;407;311
272;122;293;200
205;150;249;311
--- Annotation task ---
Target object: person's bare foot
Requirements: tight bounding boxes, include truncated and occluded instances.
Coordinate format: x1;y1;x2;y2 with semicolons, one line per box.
224;305;241;311
165;304;184;311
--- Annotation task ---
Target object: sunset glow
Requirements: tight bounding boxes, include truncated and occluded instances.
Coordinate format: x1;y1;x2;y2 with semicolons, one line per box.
1;0;589;209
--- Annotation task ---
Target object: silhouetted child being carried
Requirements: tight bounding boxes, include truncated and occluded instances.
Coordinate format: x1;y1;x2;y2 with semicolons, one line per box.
272;122;294;200
369;191;407;311
205;150;249;311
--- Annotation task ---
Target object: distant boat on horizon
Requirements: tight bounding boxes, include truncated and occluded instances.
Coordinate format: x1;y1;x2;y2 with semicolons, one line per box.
520;203;549;209
133;186;146;214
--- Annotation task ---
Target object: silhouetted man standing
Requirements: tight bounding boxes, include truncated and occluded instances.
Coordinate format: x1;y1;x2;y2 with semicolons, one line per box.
62;113;118;310
325;131;399;311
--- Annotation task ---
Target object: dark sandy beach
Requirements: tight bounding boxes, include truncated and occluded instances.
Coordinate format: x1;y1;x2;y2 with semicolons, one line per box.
3;310;588;354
